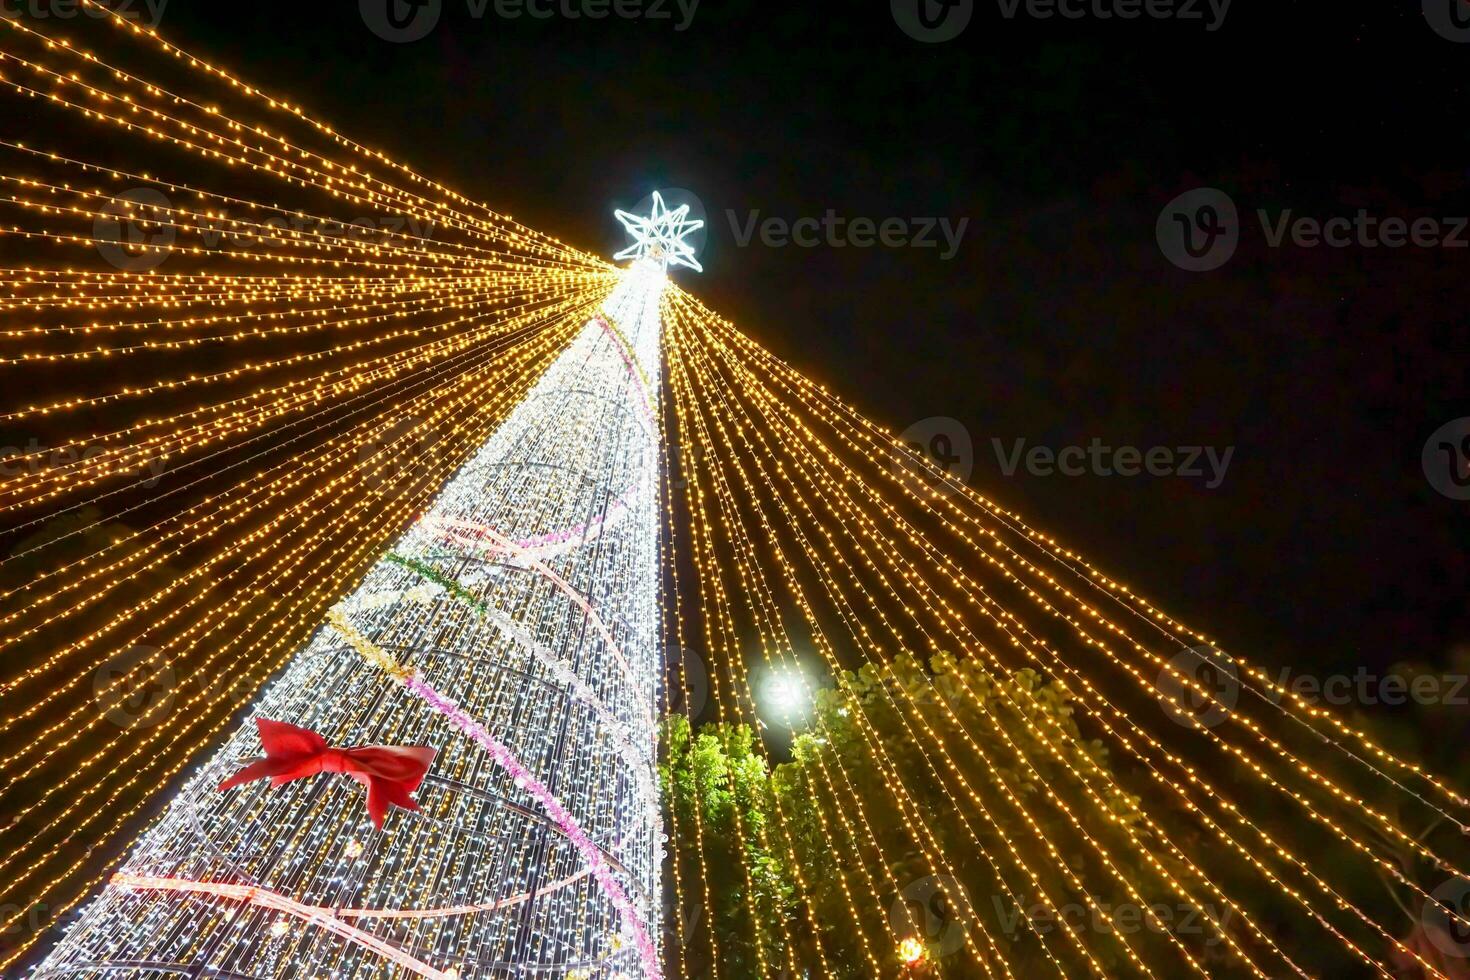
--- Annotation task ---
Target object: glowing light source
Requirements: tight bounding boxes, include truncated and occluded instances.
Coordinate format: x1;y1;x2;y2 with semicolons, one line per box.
898;936;927;966
759;667;811;722
613;191;704;273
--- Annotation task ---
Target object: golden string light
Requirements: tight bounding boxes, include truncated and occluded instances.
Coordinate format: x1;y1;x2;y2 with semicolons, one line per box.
664;289;1466;976
1;7;1464;977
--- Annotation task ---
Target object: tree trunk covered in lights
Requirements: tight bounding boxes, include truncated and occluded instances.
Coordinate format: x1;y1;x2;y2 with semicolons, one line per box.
33;263;669;979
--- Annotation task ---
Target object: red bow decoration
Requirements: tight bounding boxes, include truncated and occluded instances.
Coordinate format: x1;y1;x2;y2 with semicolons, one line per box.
219;719;436;830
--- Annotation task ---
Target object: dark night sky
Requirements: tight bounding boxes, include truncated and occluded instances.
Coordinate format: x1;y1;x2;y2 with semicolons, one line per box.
150;0;1467;677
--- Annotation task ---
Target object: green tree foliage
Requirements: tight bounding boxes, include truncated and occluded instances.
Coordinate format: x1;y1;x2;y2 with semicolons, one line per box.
660;653;1247;978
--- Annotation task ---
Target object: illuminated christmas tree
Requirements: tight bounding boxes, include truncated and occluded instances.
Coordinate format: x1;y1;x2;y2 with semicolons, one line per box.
30;204;701;979
4;11;1470;979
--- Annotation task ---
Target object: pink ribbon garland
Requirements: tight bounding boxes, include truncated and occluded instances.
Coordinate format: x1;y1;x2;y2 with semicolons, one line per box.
595;314;658;428
426;522;654;732
113;874;458;979
403;674;661;978
429;481;635;563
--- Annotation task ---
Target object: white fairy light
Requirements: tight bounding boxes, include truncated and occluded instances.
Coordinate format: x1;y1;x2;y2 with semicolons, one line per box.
759;665;815;727
35;257;669;976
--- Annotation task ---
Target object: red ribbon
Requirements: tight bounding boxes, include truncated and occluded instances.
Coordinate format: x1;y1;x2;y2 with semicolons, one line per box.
219;719;436;830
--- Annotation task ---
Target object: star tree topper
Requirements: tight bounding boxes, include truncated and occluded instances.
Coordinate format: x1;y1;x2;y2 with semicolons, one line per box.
614;191;704;273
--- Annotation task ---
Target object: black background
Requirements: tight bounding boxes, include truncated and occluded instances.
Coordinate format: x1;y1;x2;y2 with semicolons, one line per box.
112;0;1470;678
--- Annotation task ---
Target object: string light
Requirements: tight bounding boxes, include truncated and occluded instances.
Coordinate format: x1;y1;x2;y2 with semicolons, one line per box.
1;8;1465;978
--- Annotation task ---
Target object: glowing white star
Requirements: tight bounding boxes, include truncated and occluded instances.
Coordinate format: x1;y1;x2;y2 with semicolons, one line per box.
614;191;704;273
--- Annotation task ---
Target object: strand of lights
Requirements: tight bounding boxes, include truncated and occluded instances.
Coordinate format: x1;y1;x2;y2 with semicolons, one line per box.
693;294;1470;861
682;295;1452;975
669;304;1085;978
654;379;729;980
668;303;1019;976
27;264;667;975
0;311;578;857
713;310;1470;955
719;330;1408;976
725;358;1306;976
0;288;602;518
0;32;594;272
325;611;663;979
39;1;603;264
377;553;657;785
663;340;833;979
0;287;607;518
681;315;1195;976
0;318;576;911
0;298;595;720
693;314;1295;978
698;297;1470;824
